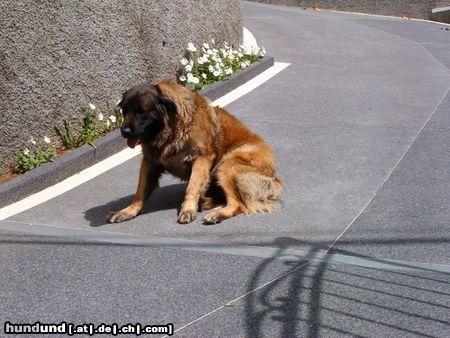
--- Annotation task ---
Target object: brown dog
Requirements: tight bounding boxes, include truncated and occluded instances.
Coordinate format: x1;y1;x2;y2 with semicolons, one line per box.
107;80;282;224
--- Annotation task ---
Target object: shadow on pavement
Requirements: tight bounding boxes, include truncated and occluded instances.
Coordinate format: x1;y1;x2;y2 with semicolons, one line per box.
0;230;448;336
83;183;187;227
243;237;450;338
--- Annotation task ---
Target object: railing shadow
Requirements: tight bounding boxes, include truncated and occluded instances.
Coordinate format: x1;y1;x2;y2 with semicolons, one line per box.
242;237;450;338
0;229;449;337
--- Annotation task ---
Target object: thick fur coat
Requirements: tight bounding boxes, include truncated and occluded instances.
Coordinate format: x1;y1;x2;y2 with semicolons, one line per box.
107;80;282;224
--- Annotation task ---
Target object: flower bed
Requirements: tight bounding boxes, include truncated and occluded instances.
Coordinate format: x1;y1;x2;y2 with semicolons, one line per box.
177;41;266;90
8;102;122;176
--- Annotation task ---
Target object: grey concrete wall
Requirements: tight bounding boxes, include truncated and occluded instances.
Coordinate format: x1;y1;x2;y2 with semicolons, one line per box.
247;0;445;19
434;1;450;8
0;0;242;172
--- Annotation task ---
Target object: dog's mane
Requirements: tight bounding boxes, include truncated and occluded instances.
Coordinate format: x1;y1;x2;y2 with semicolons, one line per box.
154;80;195;123
151;80;196;158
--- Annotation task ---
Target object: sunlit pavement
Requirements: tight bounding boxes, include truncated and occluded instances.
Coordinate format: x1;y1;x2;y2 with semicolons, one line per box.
1;2;449;336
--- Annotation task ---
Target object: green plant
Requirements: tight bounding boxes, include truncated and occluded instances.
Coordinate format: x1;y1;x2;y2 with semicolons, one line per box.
16;137;56;173
55;102;122;149
76;108;104;148
177;41;266;90
106;101;124;129
55;120;76;148
0;168;5;177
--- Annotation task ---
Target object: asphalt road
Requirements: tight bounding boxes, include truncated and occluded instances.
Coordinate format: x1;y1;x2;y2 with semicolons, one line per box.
1;2;449;337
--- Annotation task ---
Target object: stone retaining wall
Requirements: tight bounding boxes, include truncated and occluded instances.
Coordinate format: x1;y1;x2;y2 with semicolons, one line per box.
0;0;242;171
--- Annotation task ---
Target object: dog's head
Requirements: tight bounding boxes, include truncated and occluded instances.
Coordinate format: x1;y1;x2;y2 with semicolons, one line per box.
118;83;176;148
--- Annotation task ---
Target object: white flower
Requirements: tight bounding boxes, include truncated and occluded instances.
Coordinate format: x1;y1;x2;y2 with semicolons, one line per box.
243;46;252;55
187;73;199;84
197;56;206;65
208;65;215;72
213;70;220;77
201;73;207;79
213;55;223;65
187;42;197;52
202;43;210;49
43;136;51;144
185;64;193;72
98;113;104;121
106;119;111;128
23;148;30;156
179;75;187;82
110;115;116;123
238;52;243;58
89;103;96;110
181;58;189;65
30;138;37;145
241;62;247;69
225;68;233;75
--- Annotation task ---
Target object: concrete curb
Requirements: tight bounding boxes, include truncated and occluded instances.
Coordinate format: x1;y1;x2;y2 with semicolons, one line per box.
0;56;275;208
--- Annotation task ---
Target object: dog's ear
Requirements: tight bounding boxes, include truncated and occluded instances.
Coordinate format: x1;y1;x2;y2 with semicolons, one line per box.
158;96;177;114
154;84;177;115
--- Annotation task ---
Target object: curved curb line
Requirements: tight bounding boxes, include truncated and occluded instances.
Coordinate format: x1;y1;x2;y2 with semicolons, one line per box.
0;56;274;209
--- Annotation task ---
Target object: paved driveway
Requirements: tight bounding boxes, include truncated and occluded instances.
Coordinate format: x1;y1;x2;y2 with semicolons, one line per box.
1;2;449;337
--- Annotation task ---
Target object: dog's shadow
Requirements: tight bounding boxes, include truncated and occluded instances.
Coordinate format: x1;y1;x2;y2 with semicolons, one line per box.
84;183;187;227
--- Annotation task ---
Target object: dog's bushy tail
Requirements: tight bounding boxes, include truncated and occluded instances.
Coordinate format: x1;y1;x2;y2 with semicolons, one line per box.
235;172;283;215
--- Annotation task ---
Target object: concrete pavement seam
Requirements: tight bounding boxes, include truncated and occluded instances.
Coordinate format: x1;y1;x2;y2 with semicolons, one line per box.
350;17;450;71
325;87;450;254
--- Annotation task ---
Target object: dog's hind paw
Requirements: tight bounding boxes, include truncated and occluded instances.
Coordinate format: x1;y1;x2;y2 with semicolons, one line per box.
107;211;135;223
202;211;223;225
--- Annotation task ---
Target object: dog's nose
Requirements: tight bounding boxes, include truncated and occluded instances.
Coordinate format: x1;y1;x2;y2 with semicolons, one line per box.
121;127;134;138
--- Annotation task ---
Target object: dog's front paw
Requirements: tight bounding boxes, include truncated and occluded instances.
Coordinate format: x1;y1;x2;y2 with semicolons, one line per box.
107;211;136;223
177;208;197;224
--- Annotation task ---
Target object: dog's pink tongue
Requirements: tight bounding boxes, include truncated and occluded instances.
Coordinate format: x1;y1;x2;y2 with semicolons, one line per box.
127;137;141;149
